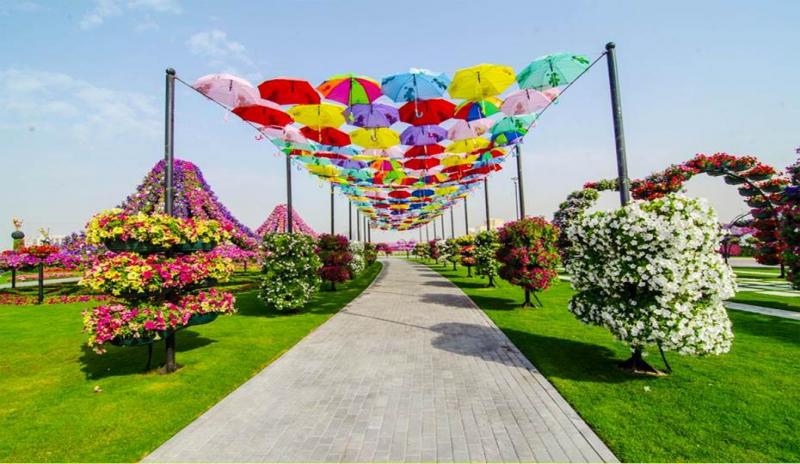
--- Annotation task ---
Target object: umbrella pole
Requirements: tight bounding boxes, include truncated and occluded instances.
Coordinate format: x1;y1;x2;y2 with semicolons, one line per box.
356;210;361;241
348;201;352;240
484;178;490;231
605;42;631;206
162;67;178;374
450;208;455;239
286;155;293;233
330;184;334;235
464;197;469;235
515;145;526;217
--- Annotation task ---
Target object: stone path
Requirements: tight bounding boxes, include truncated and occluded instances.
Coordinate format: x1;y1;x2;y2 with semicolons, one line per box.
724;302;800;320
146;258;616;463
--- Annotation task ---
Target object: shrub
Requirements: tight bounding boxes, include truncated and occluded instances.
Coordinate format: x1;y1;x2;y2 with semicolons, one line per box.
260;233;321;311
364;243;378;265
474;230;500;286
496;217;560;307
316;234;352;290
442;238;460;270
348;241;366;277
566;194;735;373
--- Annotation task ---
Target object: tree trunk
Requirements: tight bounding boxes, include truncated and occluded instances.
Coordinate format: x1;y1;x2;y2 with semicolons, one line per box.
487;274;495;287
521;288;534;308
467;266;472;277
618;347;665;375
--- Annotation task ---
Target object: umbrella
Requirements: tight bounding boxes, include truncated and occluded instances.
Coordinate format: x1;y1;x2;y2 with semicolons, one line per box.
357;147;404;159
318;74;382;105
258;77;321;105
404;157;440;170
412;189;435;198
344;169;372;181
491;114;537;135
381;68;450;102
314;152;347;160
193;74;260;108
453;98;502;121
232;103;293;128
447;118;494;141
400;125;447;146
344;103;400;128
517;53;591;90
260;125;308;144
398;99;455;125
331;158;367;169
370;158;402;171
441;154;477;167
446;138;491;153
389;190;411;199
492;132;524;146
306;164;340;178
448;63;515;100
405;144;445;158
501;89;553;115
350;128;400;149
288;104;346;128
300;126;351;146
435;186;459;195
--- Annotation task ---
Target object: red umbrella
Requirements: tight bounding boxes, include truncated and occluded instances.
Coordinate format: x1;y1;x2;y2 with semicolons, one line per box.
314;152;347;160
404;144;445;158
404;157;440;170
232;104;293;127
388;190;411;199
400;177;420;186
441;164;473;174
399;99;455;125
258;78;321;105
300;126;351;146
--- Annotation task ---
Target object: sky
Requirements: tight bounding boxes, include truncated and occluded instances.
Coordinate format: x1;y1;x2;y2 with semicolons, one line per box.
1;0;799;248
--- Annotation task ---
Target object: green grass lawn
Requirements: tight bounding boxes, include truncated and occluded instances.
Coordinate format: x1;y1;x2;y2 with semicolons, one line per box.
0;263;381;462
416;259;800;462
730;267;800;312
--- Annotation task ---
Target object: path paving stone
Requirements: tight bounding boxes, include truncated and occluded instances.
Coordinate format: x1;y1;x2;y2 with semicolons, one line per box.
145;258;617;463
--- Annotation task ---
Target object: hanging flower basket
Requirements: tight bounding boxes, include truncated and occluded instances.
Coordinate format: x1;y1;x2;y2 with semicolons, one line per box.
175;241;217;253
738;186;759;197
723;175;746;185
746;196;770;208
187;312;219;326
705;169;725;177
760;183;787;194
110;333;159;347
747;174;771;182
752;208;773;219
104;240;164;254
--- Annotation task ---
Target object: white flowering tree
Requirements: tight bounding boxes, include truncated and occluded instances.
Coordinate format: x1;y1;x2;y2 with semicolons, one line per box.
260;233;321;312
566;194;736;374
348;241;366;277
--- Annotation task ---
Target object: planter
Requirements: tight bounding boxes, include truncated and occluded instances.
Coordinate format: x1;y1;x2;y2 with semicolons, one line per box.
746;196;770;208
746;174;771;182
705;170;725;177
110;334;159;347
738;186;759;197
175;241;217;253
752;209;773;219
104;240;164;254
760;184;787;194
187;312;219;326
724;175;746;185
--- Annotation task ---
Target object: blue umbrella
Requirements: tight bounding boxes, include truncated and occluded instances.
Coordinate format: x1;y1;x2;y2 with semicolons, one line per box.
412;188;435;198
381;68;451;102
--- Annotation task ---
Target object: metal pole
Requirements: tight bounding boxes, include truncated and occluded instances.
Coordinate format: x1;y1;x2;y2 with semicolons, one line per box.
464;197;469;235
367;221;371;243
605;42;631;206
450;208;455;238
330;184;334;235
433;218;438;240
484;178;490;231
164;68;175;216
440;215;445;239
514;145;526;217
286;156;293;233
163;67;177;373
348;201;352;240
356;210;361;241
419;227;422;242
37;262;44;305
426;223;430;241
511;177;520;220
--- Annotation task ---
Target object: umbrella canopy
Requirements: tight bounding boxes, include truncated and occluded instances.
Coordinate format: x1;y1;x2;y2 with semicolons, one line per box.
405;144;445;158
260;125;308;144
288;104;346;128
330;158;367;169
194;74;260;108
344;103;400;128
404;157;440;170
445;138;491;153
398;99;455;125
501;88;553;115
306;164;341;178
232;103;293;128
381;68;451;102
491;114;536;135
258;77;321;105
400;125;447;146
454;98;502;121
388;190;411;199
448;63;515;100
300;126;351;146
441;154;477;167
447;118;494;141
517;53;590;90
412;189;435;198
350;128;400;149
318;74;382;105
370;158;403;171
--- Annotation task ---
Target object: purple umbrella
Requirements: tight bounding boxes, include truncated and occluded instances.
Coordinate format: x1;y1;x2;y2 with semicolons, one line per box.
331;158;368;169
400;125;447;145
344;103;400;128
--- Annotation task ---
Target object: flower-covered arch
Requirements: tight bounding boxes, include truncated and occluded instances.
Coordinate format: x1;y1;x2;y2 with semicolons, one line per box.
554;153;788;264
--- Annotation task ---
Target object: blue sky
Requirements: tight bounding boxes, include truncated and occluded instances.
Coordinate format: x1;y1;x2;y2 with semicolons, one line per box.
1;0;799;247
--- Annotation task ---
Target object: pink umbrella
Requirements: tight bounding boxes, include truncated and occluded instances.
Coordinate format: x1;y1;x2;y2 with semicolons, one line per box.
501;89;554;116
193;74;260;108
260;125;308;144
447;118;494;141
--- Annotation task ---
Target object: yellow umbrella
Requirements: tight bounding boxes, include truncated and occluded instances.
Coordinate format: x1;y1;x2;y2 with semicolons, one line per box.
435;186;459;195
390;203;410;210
350;128;400;149
448;63;516;100
306;164;340;177
445;138;490;154
288;103;346;128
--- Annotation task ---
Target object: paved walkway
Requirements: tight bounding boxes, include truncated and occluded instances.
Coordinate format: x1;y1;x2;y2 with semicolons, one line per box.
724;302;800;320
146;258;616;463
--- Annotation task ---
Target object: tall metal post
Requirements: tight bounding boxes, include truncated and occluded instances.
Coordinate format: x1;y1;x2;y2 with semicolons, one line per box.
286;156;293;233
367;221;371;243
418;227;422;242
440;215;445;239
514;145;526;217
605;42;631;206
356;210;361;241
426;223;430;241
511;177;520;220
348;201;352;240
464;197;469;235
484;178;490;231
433;218;438;240
450;208;455;238
163;67;177;373
330;184;334;234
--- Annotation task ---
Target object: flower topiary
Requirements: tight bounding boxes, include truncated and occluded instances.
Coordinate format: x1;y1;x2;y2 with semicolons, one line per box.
260;233;321;311
496;217;560;307
474;230;500;286
316;234;352;290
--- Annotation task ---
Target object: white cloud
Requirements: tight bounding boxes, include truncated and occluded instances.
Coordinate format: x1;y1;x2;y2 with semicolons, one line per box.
79;0;180;29
0;69;159;140
186;29;255;68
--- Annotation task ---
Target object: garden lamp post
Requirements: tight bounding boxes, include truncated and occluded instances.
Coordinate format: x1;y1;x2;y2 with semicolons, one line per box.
348;201;352;240
440;214;445;239
464;197;469;234
514;145;526;217
511;177;520;220
433;218;438;240
484;178;491;231
330;184;334;234
286;156;293;233
356;210;361;241
605;42;631;206
450;207;455;238
163;67;178;373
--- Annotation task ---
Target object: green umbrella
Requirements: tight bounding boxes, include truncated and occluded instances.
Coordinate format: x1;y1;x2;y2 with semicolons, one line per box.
490;115;537;135
516;53;590;90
